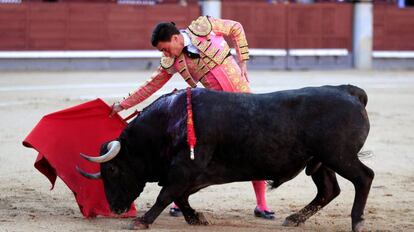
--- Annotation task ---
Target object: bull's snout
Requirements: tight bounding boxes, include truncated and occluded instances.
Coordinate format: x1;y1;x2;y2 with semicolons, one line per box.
110;205;130;215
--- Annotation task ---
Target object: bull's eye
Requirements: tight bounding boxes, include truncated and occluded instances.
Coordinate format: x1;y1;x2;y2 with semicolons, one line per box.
107;165;119;176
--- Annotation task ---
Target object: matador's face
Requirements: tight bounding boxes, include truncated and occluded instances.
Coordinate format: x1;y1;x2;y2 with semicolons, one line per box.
156;34;184;58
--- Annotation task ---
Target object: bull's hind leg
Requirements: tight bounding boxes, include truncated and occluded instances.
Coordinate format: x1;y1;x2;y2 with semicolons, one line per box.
283;166;340;226
328;159;374;232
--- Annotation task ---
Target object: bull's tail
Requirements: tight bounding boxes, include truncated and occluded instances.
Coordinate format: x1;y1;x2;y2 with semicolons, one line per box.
339;85;368;107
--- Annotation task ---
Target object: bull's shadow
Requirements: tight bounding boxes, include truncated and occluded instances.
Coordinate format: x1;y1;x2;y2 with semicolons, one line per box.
78;85;374;232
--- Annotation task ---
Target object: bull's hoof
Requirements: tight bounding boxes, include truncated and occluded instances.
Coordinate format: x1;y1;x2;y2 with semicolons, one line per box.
282;214;304;227
352;219;364;232
126;219;150;230
197;212;209;225
186;212;209;225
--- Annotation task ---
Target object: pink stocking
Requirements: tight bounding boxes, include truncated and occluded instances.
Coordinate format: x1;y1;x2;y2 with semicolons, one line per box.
252;180;269;211
171;202;178;209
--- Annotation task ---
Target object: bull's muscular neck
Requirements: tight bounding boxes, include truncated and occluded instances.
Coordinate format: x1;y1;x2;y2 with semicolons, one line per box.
121;93;186;182
121;121;165;182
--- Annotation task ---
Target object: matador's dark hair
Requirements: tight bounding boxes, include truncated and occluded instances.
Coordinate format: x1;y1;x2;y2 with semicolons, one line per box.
151;22;180;47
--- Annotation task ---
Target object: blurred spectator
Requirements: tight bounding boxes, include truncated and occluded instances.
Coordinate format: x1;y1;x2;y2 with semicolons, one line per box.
398;0;414;7
179;0;187;6
117;0;160;5
0;0;22;3
268;0;292;3
161;0;190;4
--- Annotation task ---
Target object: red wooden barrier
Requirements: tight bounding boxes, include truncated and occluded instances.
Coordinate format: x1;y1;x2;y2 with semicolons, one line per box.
287;3;352;49
222;2;352;50
0;2;200;50
374;5;414;50
2;2;414;51
28;4;68;50
222;2;287;49
0;4;27;50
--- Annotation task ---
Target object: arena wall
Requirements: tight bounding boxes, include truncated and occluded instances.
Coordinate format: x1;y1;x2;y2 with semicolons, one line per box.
0;1;413;70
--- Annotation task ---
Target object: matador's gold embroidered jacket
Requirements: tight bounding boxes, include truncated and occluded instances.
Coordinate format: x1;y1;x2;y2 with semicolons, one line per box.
120;16;250;110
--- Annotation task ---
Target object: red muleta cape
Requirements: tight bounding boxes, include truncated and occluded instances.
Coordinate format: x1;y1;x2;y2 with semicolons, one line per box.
22;98;136;218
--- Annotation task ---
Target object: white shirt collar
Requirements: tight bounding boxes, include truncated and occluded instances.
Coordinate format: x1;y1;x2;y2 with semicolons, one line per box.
181;30;191;47
180;30;199;54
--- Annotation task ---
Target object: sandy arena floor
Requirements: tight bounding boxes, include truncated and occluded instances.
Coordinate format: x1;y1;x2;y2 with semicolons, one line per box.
0;70;413;232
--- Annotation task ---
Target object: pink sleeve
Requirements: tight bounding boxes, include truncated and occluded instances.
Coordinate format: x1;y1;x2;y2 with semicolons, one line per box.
209;17;249;62
120;66;173;109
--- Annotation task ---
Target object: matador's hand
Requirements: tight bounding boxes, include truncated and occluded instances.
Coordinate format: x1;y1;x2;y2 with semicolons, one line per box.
110;102;124;117
239;60;249;83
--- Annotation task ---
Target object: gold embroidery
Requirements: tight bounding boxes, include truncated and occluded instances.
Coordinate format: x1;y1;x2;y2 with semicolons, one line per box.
190;35;201;46
198;40;212;52
187;16;212;37
240;53;249;61
239;46;249;54
209;17;250;62
160;56;175;69
207;60;216;69
197;65;210;77
201;55;216;69
213;46;230;64
176;54;199;88
184;77;197;88
205;46;219;59
175;54;186;71
220;56;250;93
187;24;231;65
239;45;249;60
238;37;248;48
212;19;230;35
186;56;210;81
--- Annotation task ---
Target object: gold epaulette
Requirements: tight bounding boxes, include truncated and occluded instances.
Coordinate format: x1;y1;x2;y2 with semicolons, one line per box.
160;56;176;74
160;56;174;69
187;16;212;37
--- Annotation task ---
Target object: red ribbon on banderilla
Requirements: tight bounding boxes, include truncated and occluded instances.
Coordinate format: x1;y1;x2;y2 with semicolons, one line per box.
186;87;197;160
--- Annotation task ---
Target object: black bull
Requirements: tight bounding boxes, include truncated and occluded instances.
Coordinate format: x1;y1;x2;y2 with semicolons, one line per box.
78;85;374;232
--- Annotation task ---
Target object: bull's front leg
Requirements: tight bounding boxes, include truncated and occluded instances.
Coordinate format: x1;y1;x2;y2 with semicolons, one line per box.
128;187;174;230
175;195;209;225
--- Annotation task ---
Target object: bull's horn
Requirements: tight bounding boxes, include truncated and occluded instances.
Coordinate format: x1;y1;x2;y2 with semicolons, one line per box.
76;166;101;179
80;141;121;163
